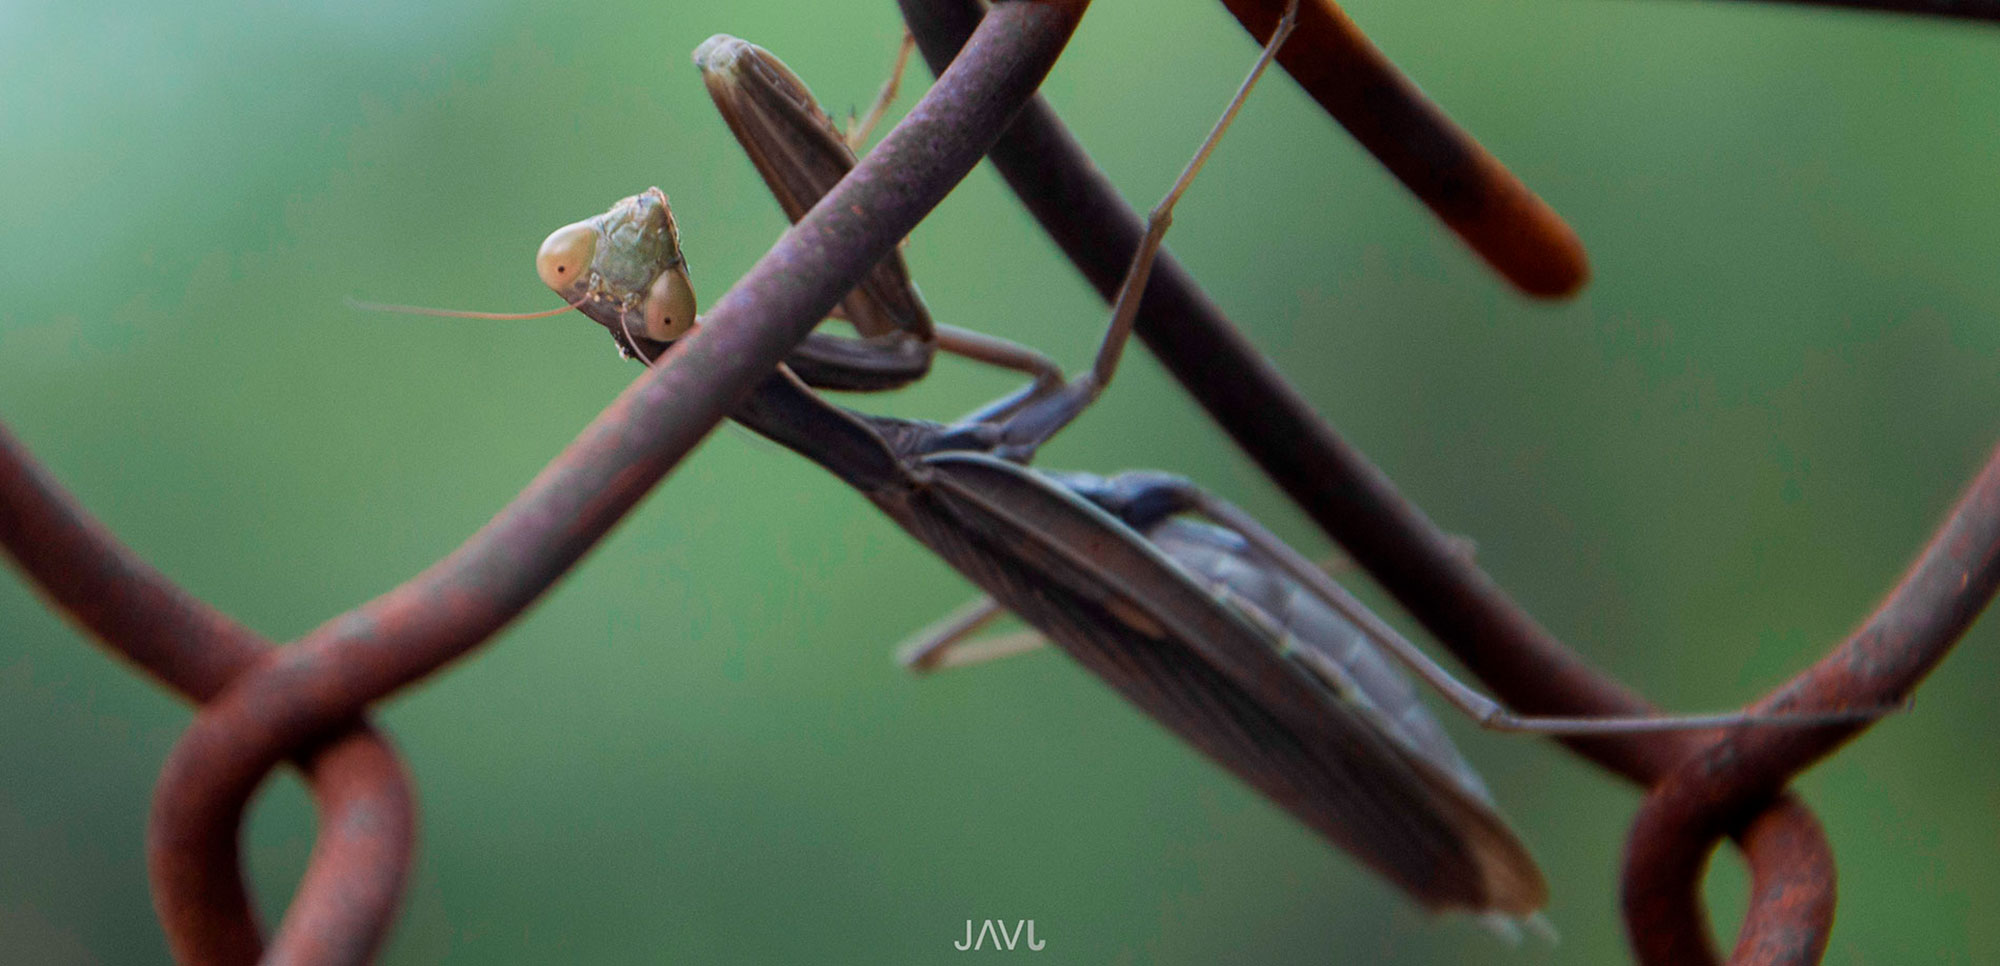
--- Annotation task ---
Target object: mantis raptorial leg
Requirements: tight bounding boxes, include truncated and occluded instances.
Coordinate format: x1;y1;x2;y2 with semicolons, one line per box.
687;33;1088;396
668;2;1298;459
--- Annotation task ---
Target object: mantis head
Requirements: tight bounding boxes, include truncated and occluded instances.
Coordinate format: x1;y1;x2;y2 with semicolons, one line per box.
537;186;699;362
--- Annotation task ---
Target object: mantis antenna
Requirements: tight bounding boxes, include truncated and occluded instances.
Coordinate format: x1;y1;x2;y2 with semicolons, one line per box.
345;294;591;320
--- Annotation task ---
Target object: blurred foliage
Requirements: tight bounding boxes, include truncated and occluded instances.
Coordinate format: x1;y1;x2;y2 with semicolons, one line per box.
2;0;1997;963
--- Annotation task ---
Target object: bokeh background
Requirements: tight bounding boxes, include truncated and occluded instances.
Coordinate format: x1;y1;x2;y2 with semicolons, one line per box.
3;0;1997;962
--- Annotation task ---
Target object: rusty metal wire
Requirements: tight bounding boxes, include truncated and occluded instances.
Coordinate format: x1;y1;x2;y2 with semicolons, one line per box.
1704;0;2000;20
1621;445;2000;965
1209;0;1589;298
0;0;1994;963
0;425;417;965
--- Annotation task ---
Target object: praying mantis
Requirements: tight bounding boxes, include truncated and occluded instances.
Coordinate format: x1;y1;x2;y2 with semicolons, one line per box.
378;0;1886;927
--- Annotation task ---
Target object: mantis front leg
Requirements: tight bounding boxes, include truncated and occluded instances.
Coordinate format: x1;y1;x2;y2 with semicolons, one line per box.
694;1;1298;436
950;0;1303;459
692;34;1067;395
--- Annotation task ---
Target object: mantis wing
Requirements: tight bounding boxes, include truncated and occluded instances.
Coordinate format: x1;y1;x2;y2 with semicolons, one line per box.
893;452;1547;917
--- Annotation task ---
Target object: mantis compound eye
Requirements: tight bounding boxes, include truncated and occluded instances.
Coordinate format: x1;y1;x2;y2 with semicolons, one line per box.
536;221;597;293
642;264;698;341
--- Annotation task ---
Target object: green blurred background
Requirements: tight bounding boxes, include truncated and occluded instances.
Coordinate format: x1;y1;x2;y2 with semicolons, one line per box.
3;0;1997;962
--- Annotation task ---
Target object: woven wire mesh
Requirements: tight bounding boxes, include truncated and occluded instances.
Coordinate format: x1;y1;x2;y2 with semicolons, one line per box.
2;1;1996;963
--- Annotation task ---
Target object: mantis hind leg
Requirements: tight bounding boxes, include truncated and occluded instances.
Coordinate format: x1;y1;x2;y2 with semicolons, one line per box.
896;596;1049;673
1074;470;1904;736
